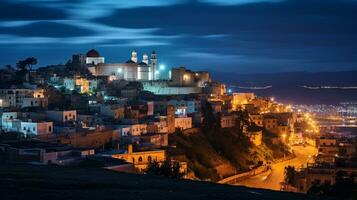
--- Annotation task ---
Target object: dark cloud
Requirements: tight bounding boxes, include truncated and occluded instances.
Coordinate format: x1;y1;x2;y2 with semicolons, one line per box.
0;21;93;37
1;0;357;72
0;1;66;20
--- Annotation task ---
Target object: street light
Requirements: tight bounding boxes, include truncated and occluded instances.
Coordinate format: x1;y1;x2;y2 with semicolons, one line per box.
159;64;165;71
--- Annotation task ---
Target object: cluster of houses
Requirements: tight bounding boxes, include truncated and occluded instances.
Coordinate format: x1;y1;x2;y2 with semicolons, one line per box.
0;49;300;176
290;134;357;192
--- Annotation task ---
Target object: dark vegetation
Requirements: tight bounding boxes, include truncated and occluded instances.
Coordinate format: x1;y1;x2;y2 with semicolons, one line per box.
307;171;357;199
1;57;38;85
284;166;296;185
145;160;184;179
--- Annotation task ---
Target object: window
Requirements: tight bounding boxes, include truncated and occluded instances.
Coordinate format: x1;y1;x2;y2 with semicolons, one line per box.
138;157;143;162
148;156;152;162
49;126;52;132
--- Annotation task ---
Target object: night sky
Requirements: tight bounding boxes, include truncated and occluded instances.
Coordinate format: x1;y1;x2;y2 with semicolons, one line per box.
1;0;357;73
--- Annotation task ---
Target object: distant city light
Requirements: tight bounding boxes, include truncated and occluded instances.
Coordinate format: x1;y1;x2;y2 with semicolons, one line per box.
228;89;232;93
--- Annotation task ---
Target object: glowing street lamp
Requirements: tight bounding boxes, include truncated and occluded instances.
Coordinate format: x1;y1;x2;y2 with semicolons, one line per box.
159;64;165;71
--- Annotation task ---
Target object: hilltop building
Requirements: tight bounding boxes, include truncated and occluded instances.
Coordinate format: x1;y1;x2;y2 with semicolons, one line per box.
85;49;157;81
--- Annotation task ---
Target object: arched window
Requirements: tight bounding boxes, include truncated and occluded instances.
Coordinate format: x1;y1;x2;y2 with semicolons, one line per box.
138;157;143;162
147;156;152;162
132;158;135;163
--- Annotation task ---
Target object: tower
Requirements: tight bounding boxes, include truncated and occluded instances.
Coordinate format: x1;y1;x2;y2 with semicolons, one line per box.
131;50;138;63
151;51;157;80
167;105;175;134
142;53;149;64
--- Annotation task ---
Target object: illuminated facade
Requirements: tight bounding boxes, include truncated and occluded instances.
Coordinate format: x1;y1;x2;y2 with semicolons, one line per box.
232;93;255;110
110;144;166;171
0;88;47;108
171;67;211;87
86;49;157;81
86;49;105;65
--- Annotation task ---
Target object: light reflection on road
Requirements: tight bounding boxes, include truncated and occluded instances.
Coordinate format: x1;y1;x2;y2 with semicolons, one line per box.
235;145;317;191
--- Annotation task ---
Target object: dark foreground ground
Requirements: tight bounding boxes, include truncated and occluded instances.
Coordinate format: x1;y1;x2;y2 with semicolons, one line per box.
0;164;329;200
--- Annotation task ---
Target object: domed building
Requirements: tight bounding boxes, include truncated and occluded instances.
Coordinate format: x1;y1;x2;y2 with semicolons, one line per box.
85;49;105;65
87;49;157;81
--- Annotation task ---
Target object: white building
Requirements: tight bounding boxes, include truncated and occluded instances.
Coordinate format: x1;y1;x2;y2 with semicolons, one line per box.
86;49;105;65
46;110;77;123
87;49;157;81
20;121;53;136
0;88;46;108
100;104;124;120
174;117;192;130
1;112;21;132
119;124;148;137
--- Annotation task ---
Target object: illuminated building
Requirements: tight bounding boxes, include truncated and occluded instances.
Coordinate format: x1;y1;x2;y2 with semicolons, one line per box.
232;93;255;110
46;110;77;123
142;67;211;95
0;88;47;108
20;121;53;136
87;49;157;81
203;81;226;97
109;144;166;171
119;124;148;136
171;67;211;87
249;114;263;127
86;49;105;65
220;114;236;128
174;117;192;130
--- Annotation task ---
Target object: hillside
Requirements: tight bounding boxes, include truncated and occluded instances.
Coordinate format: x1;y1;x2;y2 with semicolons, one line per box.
0;164;325;200
168;128;288;182
167;108;289;182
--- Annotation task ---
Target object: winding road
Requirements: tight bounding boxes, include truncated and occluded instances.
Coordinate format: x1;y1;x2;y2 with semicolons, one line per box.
235;145;317;190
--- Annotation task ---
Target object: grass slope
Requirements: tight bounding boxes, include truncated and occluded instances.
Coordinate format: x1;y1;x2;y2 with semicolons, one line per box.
0;164;327;200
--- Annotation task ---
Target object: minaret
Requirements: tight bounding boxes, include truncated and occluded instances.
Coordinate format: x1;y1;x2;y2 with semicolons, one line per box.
131;50;138;63
142;53;149;64
151;51;157;80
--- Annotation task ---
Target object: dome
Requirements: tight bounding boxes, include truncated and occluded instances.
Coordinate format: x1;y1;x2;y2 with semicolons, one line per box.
86;49;100;57
138;61;148;66
126;59;136;64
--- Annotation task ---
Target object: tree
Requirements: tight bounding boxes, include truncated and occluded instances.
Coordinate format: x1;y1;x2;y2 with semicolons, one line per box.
15;57;38;82
201;100;219;130
145;160;184;179
284;165;296;185
16;57;37;72
308;171;357;199
4;64;13;71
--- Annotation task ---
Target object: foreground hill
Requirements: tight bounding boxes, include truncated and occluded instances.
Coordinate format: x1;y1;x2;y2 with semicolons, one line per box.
168;128;288;181
0;164;328;200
